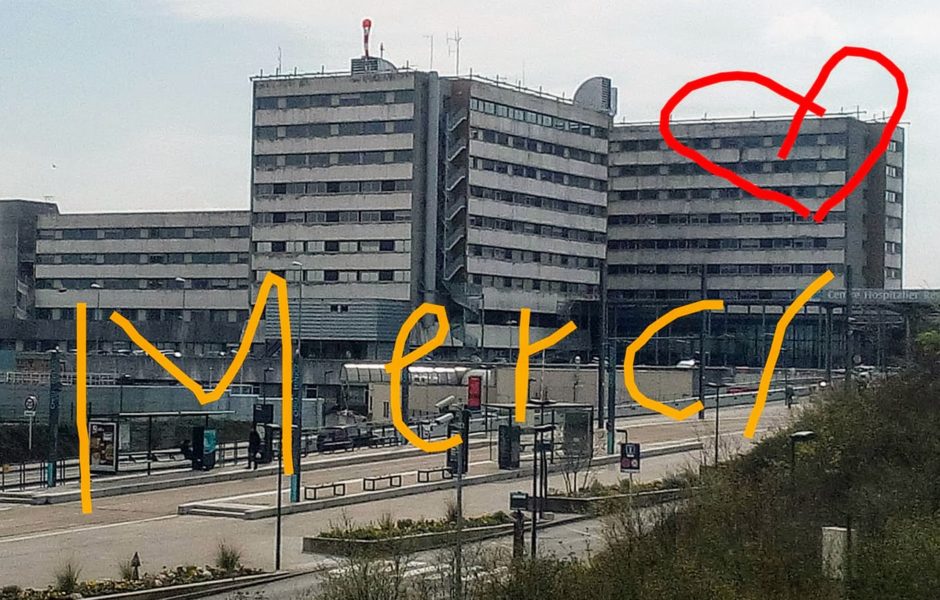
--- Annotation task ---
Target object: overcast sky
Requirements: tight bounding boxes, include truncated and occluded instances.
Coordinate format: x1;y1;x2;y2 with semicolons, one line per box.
1;1;936;285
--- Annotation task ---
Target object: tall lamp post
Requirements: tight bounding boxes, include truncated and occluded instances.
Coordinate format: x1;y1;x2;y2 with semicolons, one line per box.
90;282;103;354
289;261;304;502
274;424;284;571
262;367;274;405
175;277;187;355
507;319;518;364
705;381;724;466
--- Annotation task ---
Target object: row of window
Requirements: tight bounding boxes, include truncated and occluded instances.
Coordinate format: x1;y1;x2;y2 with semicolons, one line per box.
885;190;902;204
613;185;843;202
255;149;413;169
885;241;902;254
261;268;410;283
467;215;606;243
38;226;249;241
609;288;807;301
468;272;597;296
254;179;412;197
609;211;847;226
470;127;606;165
38;308;249;323
469;244;599;269
37;252;249;266
254;239;408;254
255;119;414;140
469;185;605;218
611;132;851;153
609;263;837;276
469;97;607;139
255;89;415;111
614;159;848;178
253;209;411;225
609;237;842;251
471;157;607;192
885;267;902;280
37;278;249;290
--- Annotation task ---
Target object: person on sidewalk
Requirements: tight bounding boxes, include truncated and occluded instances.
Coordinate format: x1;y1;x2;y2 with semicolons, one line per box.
247;427;262;470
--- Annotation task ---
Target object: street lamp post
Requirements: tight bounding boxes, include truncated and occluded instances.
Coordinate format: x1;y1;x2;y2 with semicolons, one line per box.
289;261;304;503
275;425;284;571
263;367;274;405
573;355;581;404
90;283;103;354
530;424;555;557
507;319;518;363
705;381;723;466
175;277;187;354
291;261;304;347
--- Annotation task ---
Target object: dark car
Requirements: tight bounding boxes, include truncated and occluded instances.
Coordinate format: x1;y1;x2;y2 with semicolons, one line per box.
315;426;355;452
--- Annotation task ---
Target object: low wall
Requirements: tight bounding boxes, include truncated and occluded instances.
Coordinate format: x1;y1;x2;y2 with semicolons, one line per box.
303;522;518;557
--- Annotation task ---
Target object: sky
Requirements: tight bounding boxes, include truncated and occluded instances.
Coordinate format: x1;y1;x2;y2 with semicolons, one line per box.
1;1;937;286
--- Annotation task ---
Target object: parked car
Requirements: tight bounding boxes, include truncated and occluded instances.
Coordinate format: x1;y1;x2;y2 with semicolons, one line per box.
315;427;355;452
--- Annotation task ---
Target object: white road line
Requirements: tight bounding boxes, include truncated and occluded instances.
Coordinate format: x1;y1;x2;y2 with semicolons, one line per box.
0;514;178;545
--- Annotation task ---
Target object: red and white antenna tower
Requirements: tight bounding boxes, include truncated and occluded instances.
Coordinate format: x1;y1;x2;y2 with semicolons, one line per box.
362;18;372;58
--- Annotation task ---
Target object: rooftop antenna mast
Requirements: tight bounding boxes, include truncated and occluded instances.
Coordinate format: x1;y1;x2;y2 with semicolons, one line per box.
447;29;462;75
277;46;282;74
362;18;372;58
424;35;434;70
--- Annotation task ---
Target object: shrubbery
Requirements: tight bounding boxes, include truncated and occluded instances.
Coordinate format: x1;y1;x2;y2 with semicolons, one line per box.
473;336;940;599
320;511;514;541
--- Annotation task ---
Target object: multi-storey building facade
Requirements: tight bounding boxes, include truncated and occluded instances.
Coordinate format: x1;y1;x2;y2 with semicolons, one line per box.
250;65;441;359
607;116;905;366
30;210;250;354
441;76;613;358
250;55;616;361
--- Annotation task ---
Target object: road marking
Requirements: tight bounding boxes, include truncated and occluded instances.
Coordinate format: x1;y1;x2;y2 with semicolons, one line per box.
0;514;177;544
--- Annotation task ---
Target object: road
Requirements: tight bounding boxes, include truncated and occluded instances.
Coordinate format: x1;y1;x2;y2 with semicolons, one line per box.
0;403;796;588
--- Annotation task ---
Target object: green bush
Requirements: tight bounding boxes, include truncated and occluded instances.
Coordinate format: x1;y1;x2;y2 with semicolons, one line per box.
473;358;940;599
53;560;82;594
215;541;243;573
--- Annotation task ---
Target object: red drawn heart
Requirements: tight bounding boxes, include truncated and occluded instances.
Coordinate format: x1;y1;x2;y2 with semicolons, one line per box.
659;46;908;223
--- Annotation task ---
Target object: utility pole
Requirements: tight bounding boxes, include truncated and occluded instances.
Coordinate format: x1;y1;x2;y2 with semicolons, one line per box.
697;266;707;420
453;408;469;600
447;30;462;75
275;426;283;570
290;349;303;502
844;265;854;390
47;349;62;487
597;261;607;431
607;343;616;455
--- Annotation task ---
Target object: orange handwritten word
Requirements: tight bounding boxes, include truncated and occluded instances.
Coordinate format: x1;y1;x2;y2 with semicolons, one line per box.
76;273;295;513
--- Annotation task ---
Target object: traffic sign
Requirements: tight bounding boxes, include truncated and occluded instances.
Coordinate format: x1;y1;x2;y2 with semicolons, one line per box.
24;395;37;412
620;442;641;473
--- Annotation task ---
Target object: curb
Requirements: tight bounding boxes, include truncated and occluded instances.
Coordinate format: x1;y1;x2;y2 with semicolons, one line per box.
178;440;703;520
3;439;492;506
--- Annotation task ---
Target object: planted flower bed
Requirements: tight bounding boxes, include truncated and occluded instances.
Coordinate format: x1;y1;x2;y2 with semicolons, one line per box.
319;512;513;541
0;565;262;600
306;512;517;556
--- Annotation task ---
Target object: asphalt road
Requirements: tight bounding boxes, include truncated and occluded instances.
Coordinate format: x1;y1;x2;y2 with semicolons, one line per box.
0;403;796;589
